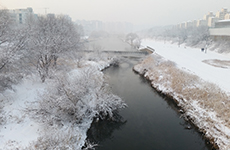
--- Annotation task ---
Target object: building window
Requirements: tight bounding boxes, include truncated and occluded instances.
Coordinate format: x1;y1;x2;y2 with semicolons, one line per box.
19;13;22;24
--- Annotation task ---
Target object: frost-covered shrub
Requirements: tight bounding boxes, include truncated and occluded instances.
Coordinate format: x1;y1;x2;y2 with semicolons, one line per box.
125;33;140;48
0;104;5;126
26;65;126;150
0;73;23;91
33;66;126;126
210;40;230;53
26;127;85;150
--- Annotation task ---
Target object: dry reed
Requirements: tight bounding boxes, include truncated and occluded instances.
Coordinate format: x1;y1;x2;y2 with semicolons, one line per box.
134;54;230;149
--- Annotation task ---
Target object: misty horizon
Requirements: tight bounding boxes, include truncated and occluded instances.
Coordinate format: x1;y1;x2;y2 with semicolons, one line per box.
1;0;230;28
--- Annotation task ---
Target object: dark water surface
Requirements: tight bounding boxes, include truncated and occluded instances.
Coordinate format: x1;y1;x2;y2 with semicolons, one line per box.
86;36;214;150
87;59;213;150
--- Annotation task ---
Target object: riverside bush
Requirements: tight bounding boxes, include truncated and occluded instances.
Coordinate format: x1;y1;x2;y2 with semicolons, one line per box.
31;66;126;127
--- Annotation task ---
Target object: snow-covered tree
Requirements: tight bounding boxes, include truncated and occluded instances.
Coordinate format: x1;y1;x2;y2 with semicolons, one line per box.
26;14;81;82
31;66;126;126
0;9;27;90
132;38;141;49
177;28;188;46
0;9;11;45
125;33;140;48
186;26;210;46
0;9;19;70
160;26;210;47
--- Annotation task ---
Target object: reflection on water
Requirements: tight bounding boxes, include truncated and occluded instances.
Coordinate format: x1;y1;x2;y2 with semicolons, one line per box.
87;112;127;144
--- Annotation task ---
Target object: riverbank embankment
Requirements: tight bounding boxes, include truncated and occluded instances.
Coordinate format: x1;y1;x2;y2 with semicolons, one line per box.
133;54;230;150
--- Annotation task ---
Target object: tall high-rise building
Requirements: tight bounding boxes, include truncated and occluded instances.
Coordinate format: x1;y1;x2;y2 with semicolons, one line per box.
216;8;228;20
203;12;214;20
225;13;230;20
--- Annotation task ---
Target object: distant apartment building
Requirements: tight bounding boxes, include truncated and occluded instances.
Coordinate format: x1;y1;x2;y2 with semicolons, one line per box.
203;12;215;20
192;20;198;27
216;8;228;20
208;17;219;27
178;12;213;28
76;20;133;35
9;7;35;24
208;8;230;40
202;11;218;27
185;21;194;28
196;19;207;27
177;8;230;29
225;13;230;20
179;22;186;28
178;21;194;28
176;8;230;40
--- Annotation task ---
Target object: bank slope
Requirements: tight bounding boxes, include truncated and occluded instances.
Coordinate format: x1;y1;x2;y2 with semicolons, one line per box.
134;54;230;150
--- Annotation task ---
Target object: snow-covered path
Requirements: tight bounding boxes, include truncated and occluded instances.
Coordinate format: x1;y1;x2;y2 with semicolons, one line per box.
141;39;230;94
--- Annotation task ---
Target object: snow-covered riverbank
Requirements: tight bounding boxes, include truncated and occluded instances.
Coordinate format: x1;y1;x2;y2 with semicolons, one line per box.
0;56;125;150
141;39;230;95
134;39;230;149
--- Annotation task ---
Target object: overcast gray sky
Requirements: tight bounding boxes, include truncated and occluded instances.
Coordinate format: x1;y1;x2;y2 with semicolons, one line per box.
1;0;230;27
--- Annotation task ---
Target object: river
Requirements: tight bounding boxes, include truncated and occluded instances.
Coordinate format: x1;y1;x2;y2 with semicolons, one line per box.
86;37;214;150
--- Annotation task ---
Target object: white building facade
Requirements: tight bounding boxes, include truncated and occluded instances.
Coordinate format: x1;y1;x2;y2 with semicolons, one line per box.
209;20;230;40
9;7;35;24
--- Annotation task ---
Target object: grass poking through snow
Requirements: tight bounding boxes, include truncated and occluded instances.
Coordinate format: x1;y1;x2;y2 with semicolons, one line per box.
134;54;230;149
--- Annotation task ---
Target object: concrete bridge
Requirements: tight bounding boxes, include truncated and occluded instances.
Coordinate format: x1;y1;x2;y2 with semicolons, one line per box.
79;50;149;57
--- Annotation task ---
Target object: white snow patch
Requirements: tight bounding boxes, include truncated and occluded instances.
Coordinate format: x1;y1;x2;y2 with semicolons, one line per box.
0;58;116;149
141;39;230;94
135;40;230;149
0;75;46;149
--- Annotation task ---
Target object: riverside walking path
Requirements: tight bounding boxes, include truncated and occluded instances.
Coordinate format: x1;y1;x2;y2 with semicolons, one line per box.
141;39;230;95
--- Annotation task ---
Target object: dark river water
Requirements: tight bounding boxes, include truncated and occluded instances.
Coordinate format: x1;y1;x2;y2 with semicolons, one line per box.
87;58;214;150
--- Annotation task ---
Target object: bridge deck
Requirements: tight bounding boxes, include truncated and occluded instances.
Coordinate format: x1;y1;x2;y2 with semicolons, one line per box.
79;50;148;55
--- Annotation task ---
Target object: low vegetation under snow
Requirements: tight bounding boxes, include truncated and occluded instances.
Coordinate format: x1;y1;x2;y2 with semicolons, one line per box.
0;56;126;150
134;54;230;149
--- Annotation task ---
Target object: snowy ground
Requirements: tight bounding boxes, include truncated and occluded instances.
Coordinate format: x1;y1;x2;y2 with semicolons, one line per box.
141;39;230;95
0;77;45;149
0;57;117;150
135;39;230;149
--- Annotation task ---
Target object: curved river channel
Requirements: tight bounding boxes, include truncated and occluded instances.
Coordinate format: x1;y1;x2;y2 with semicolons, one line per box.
86;37;214;150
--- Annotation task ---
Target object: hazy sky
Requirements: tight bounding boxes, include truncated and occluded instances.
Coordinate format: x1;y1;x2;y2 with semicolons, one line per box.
1;0;230;27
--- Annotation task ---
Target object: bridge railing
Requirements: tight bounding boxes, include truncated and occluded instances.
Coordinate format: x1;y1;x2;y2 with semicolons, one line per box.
77;50;149;55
